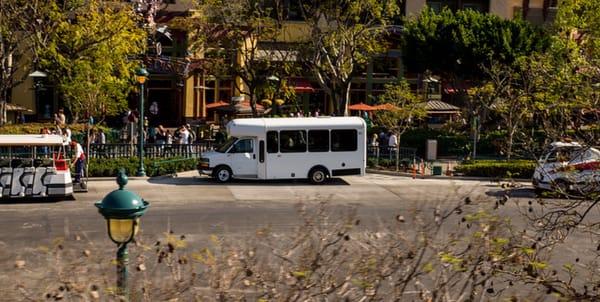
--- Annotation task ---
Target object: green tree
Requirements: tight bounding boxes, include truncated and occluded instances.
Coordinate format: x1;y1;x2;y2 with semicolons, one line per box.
39;0;146;122
375;79;427;171
299;0;401;116
402;8;550;92
188;0;299;117
0;1;53;125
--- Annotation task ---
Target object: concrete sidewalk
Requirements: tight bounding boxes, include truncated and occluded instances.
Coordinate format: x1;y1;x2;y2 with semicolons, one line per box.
366;168;531;183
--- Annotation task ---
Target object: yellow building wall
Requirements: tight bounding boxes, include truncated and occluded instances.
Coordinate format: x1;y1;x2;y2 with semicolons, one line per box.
405;0;427;17
404;0;548;20
184;75;195;118
275;21;312;43
10;73;36;115
490;0;546;19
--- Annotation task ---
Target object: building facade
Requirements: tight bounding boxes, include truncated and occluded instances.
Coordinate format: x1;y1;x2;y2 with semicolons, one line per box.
8;0;558;126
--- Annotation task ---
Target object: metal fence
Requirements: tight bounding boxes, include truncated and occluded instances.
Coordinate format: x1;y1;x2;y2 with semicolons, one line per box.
368;146;418;163
86;141;215;159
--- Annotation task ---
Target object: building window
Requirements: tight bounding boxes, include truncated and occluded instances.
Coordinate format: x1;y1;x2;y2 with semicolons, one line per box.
218;80;232;102
204;79;216;104
284;0;304;21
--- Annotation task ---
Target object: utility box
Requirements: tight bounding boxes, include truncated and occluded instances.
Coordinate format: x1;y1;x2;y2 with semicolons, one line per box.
426;139;438;161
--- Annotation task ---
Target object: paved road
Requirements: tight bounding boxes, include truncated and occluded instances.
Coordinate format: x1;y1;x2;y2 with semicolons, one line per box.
2;172;597;300
0;173;508;249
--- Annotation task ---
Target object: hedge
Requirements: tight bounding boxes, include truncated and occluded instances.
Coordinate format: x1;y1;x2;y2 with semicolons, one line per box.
82;157;198;177
454;160;536;178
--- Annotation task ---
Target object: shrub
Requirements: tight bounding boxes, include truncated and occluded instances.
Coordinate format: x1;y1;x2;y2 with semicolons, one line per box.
454;159;536;178
84;157;198;177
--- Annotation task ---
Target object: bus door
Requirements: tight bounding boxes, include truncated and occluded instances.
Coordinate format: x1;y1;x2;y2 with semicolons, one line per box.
258;139;266;179
228;137;258;178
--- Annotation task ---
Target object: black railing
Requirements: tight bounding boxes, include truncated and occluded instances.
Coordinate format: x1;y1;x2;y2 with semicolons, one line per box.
86;141;215;159
368;146;418;162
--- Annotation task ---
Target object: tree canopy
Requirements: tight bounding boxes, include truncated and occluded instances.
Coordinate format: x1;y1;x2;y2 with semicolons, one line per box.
299;0;401;116
402;8;550;82
38;0;146;122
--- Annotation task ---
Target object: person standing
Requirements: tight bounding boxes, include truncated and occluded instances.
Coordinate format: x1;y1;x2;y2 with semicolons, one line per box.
70;140;85;183
54;108;66;127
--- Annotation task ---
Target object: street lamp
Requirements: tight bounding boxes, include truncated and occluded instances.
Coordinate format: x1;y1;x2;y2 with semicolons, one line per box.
95;170;149;298
135;67;149;177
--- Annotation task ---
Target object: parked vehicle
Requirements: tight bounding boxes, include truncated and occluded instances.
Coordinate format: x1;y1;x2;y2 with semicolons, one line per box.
0;134;73;199
532;141;600;195
198;117;366;184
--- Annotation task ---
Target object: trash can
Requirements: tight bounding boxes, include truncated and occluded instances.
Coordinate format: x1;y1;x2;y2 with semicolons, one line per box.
432;165;443;176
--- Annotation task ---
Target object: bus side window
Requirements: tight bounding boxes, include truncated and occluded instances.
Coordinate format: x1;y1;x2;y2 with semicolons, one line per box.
267;131;279;153
308;130;329;152
280;130;307;153
331;130;357;152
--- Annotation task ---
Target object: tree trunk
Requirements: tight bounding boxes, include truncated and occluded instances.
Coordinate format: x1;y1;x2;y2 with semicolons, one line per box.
341;82;351;116
507;128;514;160
0;101;6;126
395;133;401;171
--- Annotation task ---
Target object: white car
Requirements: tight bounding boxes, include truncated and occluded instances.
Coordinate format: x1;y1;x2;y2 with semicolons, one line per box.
532;141;600;195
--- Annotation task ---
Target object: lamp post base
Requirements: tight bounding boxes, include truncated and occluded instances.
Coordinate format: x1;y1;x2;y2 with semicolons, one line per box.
116;244;129;299
136;169;146;177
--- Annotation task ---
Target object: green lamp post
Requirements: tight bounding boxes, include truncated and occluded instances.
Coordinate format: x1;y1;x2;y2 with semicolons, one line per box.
95;170;149;298
135;67;149;176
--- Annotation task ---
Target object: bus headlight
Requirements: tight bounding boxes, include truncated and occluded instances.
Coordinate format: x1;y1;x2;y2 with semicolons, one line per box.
199;158;210;169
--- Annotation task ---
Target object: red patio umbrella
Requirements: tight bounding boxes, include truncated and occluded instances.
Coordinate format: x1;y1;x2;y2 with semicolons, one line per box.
348;102;376;111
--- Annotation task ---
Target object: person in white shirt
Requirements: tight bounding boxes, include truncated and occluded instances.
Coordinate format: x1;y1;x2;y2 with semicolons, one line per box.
388;131;398;149
178;125;189;145
70;140;85;183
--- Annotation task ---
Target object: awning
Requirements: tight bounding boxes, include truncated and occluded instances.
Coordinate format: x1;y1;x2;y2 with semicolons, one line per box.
348;102;376;111
426;100;460;111
291;79;315;93
206;101;230;109
5;103;33;112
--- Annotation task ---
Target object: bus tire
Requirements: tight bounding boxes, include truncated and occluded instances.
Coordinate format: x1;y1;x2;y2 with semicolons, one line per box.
214;166;232;183
309;166;329;185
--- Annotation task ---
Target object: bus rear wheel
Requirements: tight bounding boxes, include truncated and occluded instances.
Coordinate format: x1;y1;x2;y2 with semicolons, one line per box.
309;167;329;185
214;166;232;183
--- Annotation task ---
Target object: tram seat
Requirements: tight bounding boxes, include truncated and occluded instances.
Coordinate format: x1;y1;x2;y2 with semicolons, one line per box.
11;159;33;168
33;158;54;168
0;159;10;168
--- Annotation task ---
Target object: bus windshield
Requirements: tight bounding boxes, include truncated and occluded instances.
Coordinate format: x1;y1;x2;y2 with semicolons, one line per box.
216;137;238;153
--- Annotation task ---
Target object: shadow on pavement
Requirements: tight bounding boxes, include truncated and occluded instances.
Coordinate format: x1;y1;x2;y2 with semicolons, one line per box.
148;176;350;186
485;188;536;199
0;195;74;205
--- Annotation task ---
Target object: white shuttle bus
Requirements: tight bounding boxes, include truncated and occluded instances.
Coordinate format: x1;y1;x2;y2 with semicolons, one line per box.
199;117;366;184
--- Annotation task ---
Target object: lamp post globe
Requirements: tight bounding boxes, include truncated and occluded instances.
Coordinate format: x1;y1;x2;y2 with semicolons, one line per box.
135;67;149;177
95;170;149;298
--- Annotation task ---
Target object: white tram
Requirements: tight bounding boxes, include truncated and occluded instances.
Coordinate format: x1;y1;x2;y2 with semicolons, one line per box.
0;134;73;199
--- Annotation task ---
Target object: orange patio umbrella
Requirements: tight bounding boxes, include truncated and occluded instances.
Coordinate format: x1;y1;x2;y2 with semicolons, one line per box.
348;102;376;111
373;103;398;111
206;101;230;109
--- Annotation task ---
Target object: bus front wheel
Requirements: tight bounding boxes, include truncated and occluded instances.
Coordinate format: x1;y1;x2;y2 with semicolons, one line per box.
309;167;329;185
214;166;232;183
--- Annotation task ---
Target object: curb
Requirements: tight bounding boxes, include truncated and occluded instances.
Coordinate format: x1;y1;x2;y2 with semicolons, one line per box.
366;168;530;183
